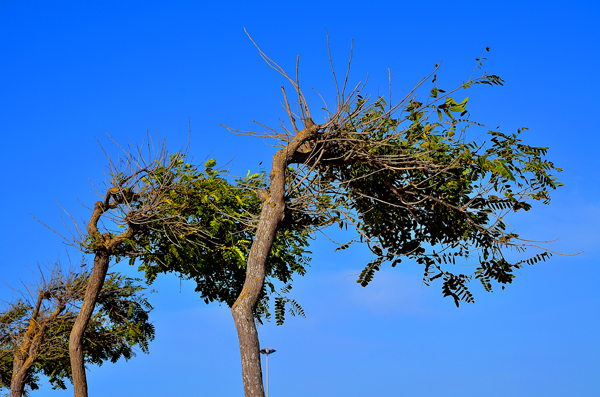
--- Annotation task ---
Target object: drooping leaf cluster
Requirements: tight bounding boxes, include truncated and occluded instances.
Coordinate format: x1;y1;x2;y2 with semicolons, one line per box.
290;72;562;306
0;270;154;393
82;272;155;366
126;159;313;323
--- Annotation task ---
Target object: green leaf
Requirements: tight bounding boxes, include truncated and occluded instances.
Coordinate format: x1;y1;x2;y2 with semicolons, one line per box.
449;97;469;112
494;160;515;181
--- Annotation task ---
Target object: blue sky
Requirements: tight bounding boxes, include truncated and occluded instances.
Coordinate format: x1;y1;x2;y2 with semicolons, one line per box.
1;1;599;396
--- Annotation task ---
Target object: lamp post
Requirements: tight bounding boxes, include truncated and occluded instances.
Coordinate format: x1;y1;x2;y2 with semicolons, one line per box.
260;347;276;397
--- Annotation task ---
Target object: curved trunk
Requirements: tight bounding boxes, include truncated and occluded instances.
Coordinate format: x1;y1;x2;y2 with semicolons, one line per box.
69;251;110;397
231;123;319;397
231;199;283;397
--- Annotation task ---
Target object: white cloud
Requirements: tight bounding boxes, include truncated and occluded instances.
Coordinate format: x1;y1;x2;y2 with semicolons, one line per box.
330;268;440;317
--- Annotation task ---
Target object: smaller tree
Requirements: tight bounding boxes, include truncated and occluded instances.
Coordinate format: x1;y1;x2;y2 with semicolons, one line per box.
0;263;154;397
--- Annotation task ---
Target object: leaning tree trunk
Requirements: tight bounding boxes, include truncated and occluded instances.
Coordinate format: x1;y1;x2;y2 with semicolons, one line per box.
10;283;63;397
10;303;40;397
10;353;40;397
10;357;28;397
231;123;319;397
69;250;110;397
11;337;42;397
68;192;134;397
231;197;283;397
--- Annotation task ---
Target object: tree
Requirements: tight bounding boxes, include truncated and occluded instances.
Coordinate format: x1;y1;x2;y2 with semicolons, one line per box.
208;40;562;395
0;264;154;397
60;138;311;397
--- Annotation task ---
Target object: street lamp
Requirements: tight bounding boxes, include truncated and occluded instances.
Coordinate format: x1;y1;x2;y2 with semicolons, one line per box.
260;347;276;397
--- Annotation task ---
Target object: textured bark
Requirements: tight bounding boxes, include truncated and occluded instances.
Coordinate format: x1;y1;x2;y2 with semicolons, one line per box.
9;292;42;397
68;194;134;397
11;333;40;397
231;123;319;397
10;357;27;397
10;284;65;397
231;201;279;397
10;352;38;397
69;251;109;397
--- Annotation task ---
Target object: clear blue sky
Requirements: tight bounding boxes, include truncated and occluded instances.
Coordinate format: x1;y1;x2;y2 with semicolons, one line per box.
1;1;599;396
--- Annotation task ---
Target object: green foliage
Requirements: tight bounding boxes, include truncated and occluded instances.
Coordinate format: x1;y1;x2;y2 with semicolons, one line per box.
129;160;312;323
0;303;33;394
0;271;154;393
82;273;155;364
308;73;561;307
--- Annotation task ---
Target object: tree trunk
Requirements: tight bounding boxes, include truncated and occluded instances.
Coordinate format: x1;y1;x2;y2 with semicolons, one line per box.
231;200;283;397
69;251;110;397
10;357;27;397
231;123;319;397
10;294;53;397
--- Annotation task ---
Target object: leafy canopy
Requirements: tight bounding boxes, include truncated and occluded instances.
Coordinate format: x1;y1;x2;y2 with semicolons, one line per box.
126;56;562;312
295;70;562;306
0;270;154;393
124;159;312;324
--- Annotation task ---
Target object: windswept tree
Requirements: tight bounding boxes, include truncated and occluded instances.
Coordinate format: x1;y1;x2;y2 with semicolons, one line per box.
58;138;311;397
206;38;563;396
59;141;202;397
0;264;154;397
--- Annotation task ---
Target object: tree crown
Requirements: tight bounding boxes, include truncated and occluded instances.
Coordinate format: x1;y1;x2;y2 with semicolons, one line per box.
0;266;154;393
